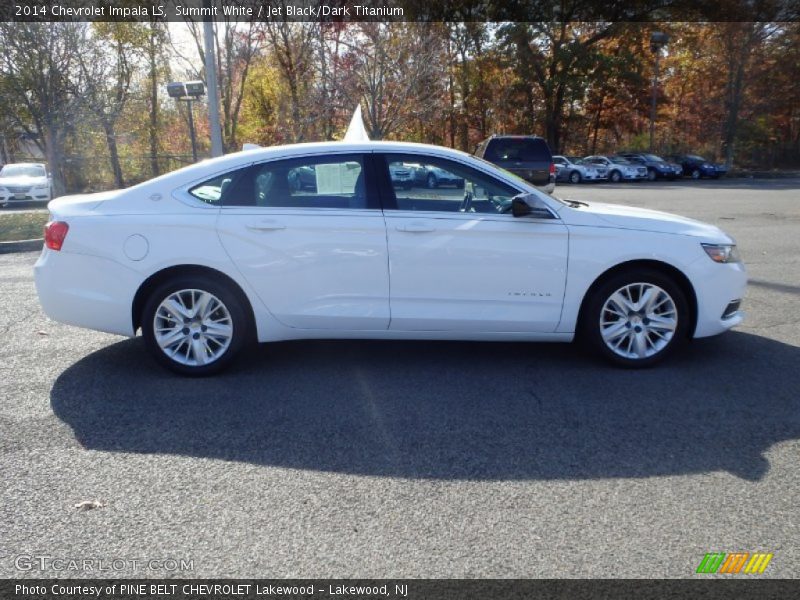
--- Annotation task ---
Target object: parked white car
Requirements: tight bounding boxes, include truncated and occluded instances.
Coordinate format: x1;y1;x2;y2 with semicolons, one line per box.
553;155;601;184
35;141;746;375
582;156;648;182
0;162;52;206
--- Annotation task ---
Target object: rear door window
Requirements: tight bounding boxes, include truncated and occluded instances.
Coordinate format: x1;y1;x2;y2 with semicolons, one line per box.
222;154;375;209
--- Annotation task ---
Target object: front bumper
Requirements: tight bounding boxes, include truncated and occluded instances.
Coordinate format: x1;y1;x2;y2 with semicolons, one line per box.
690;258;748;338
1;189;51;203
623;172;646;180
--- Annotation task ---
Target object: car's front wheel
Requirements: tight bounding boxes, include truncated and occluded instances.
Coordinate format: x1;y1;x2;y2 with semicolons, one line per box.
583;269;689;367
647;168;657;181
609;170;622;183
569;170;582;184
141;276;249;376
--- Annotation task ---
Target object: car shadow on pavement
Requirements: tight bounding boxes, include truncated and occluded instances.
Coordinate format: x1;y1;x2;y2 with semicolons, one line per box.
51;332;799;482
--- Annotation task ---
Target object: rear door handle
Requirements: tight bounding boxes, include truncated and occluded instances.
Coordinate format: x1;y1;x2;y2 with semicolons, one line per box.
246;219;286;231
396;222;435;233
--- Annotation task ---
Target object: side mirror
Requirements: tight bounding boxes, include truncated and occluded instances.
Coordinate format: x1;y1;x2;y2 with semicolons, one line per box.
511;193;554;219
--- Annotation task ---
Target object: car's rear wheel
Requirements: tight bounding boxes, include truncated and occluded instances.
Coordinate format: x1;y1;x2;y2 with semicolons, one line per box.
609;170;622;183
142;276;249;376
691;168;701;179
569;170;581;184
647;168;657;181
583;269;689;367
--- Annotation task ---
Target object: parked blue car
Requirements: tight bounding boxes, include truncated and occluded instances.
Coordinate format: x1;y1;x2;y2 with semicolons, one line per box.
667;154;728;179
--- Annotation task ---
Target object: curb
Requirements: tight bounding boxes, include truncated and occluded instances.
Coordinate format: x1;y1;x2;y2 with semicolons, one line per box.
0;238;43;254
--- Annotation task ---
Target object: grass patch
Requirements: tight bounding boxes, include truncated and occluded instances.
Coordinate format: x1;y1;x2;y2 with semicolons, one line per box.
0;211;49;242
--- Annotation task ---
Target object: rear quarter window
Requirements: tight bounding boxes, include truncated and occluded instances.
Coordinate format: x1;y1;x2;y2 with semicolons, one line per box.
188;168;248;205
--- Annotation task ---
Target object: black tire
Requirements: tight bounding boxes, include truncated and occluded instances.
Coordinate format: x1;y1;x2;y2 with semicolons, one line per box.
569;170;582;184
647;168;657;182
609;170;622;183
691;168;701;180
426;173;438;189
141;275;250;376
581;268;690;368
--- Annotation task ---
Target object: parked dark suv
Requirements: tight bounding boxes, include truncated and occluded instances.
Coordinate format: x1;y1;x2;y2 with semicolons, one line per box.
616;152;683;181
474;135;555;193
667;154;728;179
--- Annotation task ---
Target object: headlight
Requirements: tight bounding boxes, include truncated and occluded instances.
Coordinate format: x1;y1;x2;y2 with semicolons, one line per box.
702;243;741;263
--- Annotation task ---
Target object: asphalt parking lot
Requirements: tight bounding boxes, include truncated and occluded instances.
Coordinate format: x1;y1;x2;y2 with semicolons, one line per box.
1;178;798;579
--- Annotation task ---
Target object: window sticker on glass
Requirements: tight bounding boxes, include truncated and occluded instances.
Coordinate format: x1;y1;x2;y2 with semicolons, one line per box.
314;162;361;194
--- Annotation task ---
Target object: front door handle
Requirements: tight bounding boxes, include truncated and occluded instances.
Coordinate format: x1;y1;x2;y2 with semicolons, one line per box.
397;222;435;233
246;219;286;232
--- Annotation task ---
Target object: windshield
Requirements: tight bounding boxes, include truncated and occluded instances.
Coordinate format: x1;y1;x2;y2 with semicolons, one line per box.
687;154;706;162
610;157;631;164
644;154;665;162
0;165;46;178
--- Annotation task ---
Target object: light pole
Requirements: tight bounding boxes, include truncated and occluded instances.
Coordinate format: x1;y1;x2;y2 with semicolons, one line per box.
167;80;206;163
649;31;669;153
203;0;223;157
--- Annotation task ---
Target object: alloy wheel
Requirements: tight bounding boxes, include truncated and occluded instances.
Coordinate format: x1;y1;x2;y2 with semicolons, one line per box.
599;282;678;360
153;289;233;366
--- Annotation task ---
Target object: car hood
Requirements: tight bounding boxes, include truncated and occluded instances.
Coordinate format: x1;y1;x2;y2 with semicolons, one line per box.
561;201;733;242
0;175;48;187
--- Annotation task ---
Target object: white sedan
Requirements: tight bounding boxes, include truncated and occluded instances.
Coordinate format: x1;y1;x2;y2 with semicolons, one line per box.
0;162;52;206
35;141;746;375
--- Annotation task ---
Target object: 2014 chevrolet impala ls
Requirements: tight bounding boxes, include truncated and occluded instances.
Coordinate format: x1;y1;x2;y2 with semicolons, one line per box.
34;141;746;375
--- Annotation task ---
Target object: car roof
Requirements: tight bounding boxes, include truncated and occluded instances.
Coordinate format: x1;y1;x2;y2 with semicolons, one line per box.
181;141;470;175
129;141;505;191
242;140;472;161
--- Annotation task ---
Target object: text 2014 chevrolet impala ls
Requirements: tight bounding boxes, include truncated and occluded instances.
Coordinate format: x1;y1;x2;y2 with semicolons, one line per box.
34;142;746;375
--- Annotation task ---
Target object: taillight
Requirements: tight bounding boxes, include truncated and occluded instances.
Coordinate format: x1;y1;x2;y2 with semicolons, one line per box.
549;163;556;175
44;221;69;251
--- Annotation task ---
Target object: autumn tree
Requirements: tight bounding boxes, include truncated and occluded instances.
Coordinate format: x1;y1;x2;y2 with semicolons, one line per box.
75;23;147;188
499;22;624;153
0;22;85;195
182;15;266;151
261;16;318;142
342;23;446;141
146;20;170;176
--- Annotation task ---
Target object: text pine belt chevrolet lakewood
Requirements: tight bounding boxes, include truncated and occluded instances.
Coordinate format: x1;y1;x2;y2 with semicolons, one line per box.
34;142;746;375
